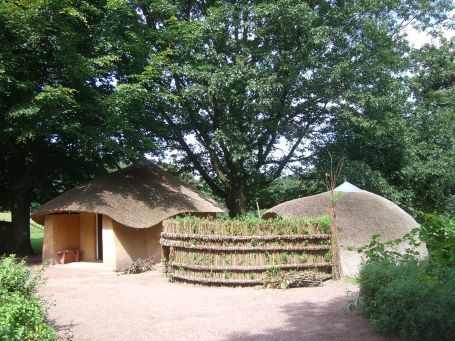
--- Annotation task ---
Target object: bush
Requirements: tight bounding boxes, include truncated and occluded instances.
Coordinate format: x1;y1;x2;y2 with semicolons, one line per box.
417;212;455;269
358;214;455;341
360;259;455;340
0;255;43;297
0;255;57;340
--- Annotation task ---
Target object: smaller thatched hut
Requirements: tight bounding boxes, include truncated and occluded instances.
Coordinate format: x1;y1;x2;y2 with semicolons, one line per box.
263;182;426;277
31;162;224;270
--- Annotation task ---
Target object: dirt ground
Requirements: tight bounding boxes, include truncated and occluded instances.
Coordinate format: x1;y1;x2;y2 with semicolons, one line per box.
39;263;395;341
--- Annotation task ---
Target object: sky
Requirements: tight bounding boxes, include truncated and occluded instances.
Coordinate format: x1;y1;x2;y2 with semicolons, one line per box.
406;26;454;47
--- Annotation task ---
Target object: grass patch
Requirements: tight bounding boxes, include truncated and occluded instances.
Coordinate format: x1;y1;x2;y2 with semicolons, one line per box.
0;212;43;254
344;276;359;285
30;228;43;254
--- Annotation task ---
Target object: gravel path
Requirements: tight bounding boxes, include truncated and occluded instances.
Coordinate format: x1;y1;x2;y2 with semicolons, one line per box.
39;263;394;341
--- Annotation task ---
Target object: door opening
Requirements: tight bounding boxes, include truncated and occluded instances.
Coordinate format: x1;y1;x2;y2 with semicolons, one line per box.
96;214;103;260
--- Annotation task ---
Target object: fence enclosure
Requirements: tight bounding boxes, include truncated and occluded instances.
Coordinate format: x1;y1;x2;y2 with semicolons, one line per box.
161;217;332;287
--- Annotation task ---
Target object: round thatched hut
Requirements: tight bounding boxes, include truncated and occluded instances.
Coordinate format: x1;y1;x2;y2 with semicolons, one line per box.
32;162;224;270
262;182;426;277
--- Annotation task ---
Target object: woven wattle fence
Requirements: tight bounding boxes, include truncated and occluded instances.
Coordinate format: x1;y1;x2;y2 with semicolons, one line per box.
160;218;332;287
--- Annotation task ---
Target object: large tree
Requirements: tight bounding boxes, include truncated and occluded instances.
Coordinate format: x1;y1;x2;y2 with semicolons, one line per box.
404;36;455;214
128;0;452;215
0;0;157;254
310;35;454;215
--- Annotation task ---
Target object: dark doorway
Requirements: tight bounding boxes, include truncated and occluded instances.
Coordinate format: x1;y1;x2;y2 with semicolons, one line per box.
97;214;103;260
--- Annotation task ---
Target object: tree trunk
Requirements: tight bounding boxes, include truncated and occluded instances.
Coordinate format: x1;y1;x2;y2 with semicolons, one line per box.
8;142;33;256
225;183;249;217
10;189;33;256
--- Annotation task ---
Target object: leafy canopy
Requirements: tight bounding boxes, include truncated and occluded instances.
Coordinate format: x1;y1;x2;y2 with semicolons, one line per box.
124;0;453;214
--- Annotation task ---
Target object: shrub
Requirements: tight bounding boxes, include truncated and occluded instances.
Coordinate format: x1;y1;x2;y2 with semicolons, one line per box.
359;259;455;340
0;255;57;340
358;214;455;341
0;255;43;297
417;212;455;269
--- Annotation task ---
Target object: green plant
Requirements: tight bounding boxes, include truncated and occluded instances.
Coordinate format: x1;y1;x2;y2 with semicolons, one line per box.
357;217;455;341
324;250;333;263
357;231;420;264
0;256;43;297
317;215;332;234
280;252;289;263
417;212;455;269
299;253;308;263
359;259;455;340
0;255;57;340
265;267;281;278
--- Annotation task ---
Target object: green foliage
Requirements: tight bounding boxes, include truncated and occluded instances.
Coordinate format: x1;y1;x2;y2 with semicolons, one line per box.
0;0;157;253
358;214;455;340
359;259;455;340
404;38;455;215
0;255;56;340
0;256;43;297
299;253;308;263
357;231;421;264
317;215;331;234
121;0;453;216
257;174;324;210
168;215;331;236
312;36;454;216
417;212;455;269
324;250;333;263
264;267;282;278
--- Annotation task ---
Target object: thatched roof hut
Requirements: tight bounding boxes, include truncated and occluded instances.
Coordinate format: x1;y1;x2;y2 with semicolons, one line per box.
263;182;426;276
32;162;224;228
33;162;224;270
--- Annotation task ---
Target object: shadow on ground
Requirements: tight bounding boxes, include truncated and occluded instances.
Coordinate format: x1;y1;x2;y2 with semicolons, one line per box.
223;294;397;341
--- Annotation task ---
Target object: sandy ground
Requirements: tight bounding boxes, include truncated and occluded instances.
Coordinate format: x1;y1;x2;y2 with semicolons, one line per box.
39;263;395;341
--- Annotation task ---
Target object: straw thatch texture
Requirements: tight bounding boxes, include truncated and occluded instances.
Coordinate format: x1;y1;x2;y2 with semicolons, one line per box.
161;220;332;287
263;190;427;276
31;162;224;228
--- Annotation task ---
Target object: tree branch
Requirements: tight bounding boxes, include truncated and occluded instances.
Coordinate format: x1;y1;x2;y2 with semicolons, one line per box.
160;111;227;198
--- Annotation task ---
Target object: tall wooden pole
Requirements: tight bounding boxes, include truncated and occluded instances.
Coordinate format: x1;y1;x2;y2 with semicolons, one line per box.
322;152;343;280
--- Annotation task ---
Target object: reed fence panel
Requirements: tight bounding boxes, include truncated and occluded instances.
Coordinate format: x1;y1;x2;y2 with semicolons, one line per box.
161;218;332;287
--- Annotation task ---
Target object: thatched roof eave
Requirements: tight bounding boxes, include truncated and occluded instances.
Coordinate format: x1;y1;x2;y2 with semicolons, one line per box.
31;162;225;228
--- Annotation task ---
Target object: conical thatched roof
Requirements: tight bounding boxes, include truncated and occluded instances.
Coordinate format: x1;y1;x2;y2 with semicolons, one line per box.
32;162;224;228
263;188;426;276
